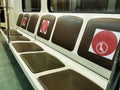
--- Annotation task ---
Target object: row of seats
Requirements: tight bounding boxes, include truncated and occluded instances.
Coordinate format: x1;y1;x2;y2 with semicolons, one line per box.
0;13;120;90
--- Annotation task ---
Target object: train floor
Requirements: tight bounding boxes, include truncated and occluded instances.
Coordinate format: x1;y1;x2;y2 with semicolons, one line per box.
0;32;34;90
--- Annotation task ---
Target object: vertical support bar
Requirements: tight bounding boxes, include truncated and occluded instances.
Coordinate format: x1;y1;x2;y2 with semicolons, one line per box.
5;0;10;43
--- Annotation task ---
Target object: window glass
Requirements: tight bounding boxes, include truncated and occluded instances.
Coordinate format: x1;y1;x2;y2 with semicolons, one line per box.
22;0;41;12
115;0;120;12
80;0;108;12
48;0;120;13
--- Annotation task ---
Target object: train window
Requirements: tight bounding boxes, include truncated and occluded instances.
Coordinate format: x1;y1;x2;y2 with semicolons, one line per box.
80;0;108;12
48;0;120;13
22;0;41;12
115;0;120;12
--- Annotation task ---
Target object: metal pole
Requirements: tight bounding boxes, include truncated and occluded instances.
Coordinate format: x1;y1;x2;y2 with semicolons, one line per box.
5;0;10;43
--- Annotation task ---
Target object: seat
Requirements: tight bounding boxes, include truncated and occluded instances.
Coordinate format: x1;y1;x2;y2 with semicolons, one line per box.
19;15;82;74
38;18;120;90
12;42;43;53
78;18;120;70
19;15;85;89
12;14;55;52
52;15;83;51
38;69;103;90
3;29;22;36
10;36;30;41
9;14;31;41
3;13;23;36
27;14;39;33
77;18;120;89
37;15;56;40
20;52;65;73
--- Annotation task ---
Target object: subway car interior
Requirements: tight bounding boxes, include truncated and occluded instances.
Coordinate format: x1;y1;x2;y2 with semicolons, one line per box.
0;0;120;90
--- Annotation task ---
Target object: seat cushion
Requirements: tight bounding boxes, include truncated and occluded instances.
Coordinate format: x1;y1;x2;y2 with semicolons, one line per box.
10;36;30;41
12;42;43;52
38;69;103;90
20;52;65;73
3;29;22;36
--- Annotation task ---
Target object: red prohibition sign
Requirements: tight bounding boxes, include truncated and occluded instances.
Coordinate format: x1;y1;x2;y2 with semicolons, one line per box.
92;30;118;56
21;17;27;26
40;20;49;34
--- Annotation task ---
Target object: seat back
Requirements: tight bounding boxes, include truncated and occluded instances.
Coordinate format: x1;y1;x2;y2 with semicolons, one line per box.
52;16;83;51
16;13;24;27
27;14;39;33
78;18;120;72
37;14;56;40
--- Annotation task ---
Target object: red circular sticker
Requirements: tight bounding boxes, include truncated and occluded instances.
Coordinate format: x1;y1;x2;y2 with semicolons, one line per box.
40;20;49;34
92;30;118;56
21;17;27;26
